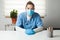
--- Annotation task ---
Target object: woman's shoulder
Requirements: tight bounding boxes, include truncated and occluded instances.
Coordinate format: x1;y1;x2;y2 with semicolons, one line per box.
18;12;26;16
33;12;40;17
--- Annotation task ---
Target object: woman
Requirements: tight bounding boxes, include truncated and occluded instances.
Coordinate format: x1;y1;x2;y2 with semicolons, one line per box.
16;1;44;35
15;1;53;40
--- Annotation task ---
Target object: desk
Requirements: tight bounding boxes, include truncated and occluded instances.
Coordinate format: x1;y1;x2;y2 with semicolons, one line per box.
0;30;60;40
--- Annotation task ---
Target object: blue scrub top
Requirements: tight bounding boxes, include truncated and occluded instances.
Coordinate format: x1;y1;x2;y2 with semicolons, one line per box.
16;12;43;29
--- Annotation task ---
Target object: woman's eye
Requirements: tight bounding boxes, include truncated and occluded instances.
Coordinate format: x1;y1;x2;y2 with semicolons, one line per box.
28;8;29;9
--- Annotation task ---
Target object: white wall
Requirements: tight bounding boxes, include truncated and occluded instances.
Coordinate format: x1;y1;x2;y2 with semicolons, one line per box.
4;0;46;17
44;0;60;28
0;0;12;30
0;0;5;30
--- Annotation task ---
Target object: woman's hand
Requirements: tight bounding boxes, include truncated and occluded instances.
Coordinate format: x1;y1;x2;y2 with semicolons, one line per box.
25;29;36;35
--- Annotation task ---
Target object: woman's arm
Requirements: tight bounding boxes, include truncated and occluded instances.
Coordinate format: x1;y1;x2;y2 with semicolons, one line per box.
34;26;44;33
15;26;25;32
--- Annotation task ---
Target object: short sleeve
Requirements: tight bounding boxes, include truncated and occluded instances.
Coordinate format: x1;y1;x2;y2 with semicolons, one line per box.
16;14;22;27
36;15;43;27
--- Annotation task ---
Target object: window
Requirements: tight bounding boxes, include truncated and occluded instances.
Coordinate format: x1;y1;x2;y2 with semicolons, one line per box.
4;0;46;17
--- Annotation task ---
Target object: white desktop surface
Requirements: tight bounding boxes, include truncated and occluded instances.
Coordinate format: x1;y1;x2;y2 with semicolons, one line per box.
0;30;60;40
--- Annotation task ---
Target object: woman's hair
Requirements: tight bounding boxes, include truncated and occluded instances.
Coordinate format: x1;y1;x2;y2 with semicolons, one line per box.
26;1;35;7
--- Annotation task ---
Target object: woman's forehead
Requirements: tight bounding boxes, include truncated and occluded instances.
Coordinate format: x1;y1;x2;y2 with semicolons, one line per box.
26;4;34;9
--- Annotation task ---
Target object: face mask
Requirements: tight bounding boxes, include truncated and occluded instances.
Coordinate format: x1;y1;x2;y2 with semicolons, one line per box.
27;9;34;16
